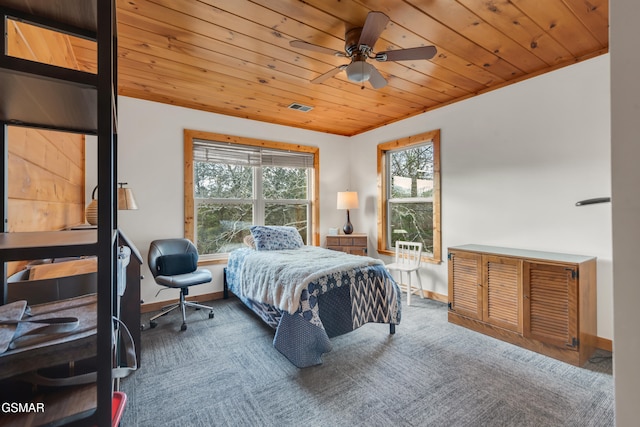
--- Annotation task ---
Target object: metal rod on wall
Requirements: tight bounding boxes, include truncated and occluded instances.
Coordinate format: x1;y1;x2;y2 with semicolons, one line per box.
575;197;611;206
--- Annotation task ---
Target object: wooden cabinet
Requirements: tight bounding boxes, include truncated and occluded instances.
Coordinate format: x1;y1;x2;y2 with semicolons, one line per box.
448;244;596;366
326;234;367;255
448;251;523;333
0;1;119;425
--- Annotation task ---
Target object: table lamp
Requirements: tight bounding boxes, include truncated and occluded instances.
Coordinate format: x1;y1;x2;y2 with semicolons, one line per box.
337;191;359;235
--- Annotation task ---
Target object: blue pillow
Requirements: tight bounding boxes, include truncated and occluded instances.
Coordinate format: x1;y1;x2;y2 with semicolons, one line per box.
156;253;198;276
250;226;304;251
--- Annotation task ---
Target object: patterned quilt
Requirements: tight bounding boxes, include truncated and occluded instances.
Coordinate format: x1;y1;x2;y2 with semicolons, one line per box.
225;246;401;367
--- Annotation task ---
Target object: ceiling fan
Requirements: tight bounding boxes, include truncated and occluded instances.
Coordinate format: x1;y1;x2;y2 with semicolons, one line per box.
289;11;437;89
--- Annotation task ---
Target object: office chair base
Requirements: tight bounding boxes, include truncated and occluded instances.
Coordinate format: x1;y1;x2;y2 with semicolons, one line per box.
149;302;181;328
179;301;214;331
147;297;214;331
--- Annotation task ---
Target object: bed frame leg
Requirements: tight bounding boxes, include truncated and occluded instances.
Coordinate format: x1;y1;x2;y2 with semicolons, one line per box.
223;267;229;299
389;324;395;334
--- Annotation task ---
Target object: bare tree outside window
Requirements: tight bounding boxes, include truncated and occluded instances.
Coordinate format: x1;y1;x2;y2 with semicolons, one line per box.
377;130;441;262
389;144;434;253
184;131;319;258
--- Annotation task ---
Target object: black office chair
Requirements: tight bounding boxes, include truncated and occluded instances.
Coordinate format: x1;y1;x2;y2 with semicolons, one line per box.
148;238;214;331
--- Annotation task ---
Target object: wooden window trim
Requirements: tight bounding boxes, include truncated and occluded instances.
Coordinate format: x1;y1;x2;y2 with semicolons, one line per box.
184;129;320;252
377;129;441;263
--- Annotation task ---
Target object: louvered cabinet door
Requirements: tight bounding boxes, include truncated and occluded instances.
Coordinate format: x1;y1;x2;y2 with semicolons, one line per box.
483;255;522;332
448;250;483;320
523;262;578;349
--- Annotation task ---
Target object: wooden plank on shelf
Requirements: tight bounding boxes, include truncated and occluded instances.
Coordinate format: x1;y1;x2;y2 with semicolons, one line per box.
28;257;97;280
6;19;82;71
8;200;85;234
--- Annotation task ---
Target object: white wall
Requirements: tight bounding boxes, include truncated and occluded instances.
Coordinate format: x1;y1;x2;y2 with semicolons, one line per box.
103;54;613;342
349;55;613;340
611;0;640;424
111;98;349;305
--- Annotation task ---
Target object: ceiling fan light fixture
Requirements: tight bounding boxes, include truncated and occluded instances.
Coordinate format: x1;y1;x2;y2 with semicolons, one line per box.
289;11;435;90
345;61;371;83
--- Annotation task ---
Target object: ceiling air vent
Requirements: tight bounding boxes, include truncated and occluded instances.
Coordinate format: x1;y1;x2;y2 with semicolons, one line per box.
287;102;313;112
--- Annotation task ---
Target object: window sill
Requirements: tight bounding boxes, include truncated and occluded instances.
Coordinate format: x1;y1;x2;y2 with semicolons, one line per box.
197;255;229;266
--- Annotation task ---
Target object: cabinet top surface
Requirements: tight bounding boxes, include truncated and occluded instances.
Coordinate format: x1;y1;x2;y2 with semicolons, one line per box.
449;244;596;263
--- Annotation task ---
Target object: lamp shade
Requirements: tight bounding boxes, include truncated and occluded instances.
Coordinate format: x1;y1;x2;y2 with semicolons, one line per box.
118;183;139;210
337;191;359;210
85;183;138;225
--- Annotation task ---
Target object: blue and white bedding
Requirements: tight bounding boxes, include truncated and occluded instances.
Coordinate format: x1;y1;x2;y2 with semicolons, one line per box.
225;245;401;367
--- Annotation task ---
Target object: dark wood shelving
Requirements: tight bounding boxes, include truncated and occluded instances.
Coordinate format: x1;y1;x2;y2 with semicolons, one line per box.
0;0;97;32
0;230;98;262
0;65;98;134
0;1;99;134
0;0;117;425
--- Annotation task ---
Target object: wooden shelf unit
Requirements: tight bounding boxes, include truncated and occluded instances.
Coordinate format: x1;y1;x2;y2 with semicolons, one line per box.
0;230;98;261
0;1;118;425
447;244;597;366
0;1;101;133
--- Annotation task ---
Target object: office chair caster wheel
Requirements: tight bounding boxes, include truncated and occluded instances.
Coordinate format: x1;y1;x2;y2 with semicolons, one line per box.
208;312;214;319
150;321;157;328
181;323;187;331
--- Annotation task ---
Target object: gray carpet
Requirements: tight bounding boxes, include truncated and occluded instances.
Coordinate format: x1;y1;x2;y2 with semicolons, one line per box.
120;296;614;426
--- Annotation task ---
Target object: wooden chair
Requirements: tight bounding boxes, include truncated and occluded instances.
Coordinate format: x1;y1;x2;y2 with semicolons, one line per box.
385;241;424;305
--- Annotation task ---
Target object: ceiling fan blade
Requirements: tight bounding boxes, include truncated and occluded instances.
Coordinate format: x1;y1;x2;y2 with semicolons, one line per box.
311;65;346;84
290;40;345;57
376;46;437;62
368;65;387;89
358;11;389;49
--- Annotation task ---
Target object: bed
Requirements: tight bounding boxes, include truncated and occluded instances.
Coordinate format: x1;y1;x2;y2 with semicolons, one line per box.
224;226;401;367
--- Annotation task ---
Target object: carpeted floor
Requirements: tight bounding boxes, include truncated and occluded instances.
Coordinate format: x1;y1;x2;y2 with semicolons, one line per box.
120;296;613;426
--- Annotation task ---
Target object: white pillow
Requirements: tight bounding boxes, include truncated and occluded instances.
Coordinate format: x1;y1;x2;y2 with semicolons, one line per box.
250;226;304;251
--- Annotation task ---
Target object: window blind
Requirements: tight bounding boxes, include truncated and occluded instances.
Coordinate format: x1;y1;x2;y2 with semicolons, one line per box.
193;140;314;168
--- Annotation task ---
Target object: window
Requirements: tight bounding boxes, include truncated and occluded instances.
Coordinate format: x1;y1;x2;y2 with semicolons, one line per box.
377;130;441;262
184;130;319;258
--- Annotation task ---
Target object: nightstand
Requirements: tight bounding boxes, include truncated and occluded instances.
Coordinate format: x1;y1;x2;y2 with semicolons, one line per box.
326;233;367;255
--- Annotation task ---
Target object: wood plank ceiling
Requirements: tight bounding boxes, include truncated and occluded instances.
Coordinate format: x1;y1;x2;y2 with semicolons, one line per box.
73;0;609;136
